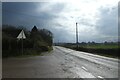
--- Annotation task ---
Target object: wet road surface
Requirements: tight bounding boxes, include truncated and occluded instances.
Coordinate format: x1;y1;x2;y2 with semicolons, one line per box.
2;46;119;79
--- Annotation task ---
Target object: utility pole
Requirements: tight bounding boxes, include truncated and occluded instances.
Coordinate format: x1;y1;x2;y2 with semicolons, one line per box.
76;22;79;49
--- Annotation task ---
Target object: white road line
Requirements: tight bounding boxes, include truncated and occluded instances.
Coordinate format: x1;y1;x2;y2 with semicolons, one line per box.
81;66;88;71
73;67;96;78
98;76;104;78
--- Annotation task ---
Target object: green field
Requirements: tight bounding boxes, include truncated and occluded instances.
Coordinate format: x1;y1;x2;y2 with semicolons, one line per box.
61;43;119;58
79;44;118;49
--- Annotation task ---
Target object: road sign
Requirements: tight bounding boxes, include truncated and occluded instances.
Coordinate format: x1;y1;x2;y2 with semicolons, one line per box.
17;30;26;54
17;30;26;39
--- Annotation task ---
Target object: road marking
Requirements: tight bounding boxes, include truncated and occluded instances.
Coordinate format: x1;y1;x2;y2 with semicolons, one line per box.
81;66;88;71
72;67;96;78
98;76;104;79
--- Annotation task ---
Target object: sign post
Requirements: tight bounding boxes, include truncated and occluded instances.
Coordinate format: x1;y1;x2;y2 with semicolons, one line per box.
17;30;26;54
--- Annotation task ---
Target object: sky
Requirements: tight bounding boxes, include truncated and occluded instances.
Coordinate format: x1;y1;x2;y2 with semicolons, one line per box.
2;0;119;43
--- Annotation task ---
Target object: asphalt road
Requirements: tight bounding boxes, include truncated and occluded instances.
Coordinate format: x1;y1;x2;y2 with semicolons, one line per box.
2;46;119;79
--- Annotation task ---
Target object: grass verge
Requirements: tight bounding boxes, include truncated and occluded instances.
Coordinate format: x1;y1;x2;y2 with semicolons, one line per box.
62;45;119;59
2;46;53;58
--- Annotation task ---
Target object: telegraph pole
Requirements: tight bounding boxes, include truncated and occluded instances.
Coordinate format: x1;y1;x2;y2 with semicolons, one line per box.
76;22;79;49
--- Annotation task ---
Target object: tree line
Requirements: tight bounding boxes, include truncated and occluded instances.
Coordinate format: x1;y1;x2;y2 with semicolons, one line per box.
2;25;53;57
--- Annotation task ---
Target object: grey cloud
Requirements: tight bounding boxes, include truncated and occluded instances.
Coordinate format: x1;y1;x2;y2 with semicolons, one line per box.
52;28;75;43
78;18;95;27
51;3;66;13
2;2;72;43
96;6;118;37
2;2;118;43
118;2;120;41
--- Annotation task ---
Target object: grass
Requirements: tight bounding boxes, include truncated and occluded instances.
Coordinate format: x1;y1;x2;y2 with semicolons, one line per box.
62;43;119;59
81;44;118;49
2;46;53;58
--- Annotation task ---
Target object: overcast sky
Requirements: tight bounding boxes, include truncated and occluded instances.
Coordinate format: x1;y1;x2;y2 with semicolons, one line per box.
2;0;119;43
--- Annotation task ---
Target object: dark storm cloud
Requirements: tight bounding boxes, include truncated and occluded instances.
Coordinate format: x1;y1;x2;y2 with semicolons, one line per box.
3;2;37;11
2;2;64;29
2;2;71;42
3;2;40;28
